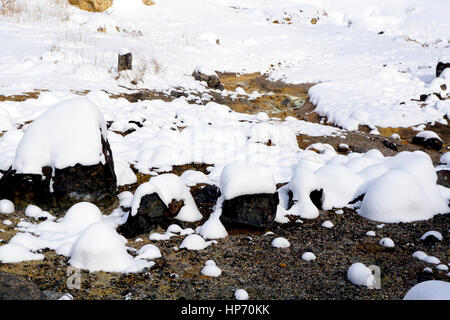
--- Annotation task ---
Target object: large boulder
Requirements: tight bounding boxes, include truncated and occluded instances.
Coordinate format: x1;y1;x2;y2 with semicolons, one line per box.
411;131;443;151
0;98;117;213
69;0;113;12
0;273;46;300
221;193;279;229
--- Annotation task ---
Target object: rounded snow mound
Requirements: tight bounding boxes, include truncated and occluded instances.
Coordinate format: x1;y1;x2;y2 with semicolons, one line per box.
403;280;450;300
13;97;107;174
69;221;151;273
359;169;434;223
347;262;376;287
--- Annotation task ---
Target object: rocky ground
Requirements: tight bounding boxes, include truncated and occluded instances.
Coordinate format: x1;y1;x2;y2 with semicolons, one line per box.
0;73;448;300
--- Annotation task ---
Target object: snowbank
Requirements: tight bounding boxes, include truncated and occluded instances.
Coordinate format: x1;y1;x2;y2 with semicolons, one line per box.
403;281;450;300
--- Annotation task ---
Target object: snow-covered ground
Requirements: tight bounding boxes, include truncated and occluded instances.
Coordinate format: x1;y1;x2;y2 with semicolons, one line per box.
0;0;449;299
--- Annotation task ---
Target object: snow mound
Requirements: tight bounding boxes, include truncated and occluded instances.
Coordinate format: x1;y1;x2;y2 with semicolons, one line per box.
271;237;290;248
403;281;450;300
220;164;276;200
201;260;222;277
179;234;215;251
379;238;395;248
13;98;107;174
0;199;14;214
359;169;436;223
0;243;44;263
136;244;161;260
69;221;152;273
234;289;249;300
347;263;376;287
131;174;202;222
301;252;316;262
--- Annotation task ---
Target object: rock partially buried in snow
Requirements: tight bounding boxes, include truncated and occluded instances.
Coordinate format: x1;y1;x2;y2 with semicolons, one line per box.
136;244;161;260
192;68;223;90
0;98;117;213
403;280;450;300
301;252;316;262
420;231;443;246
0;243;44;263
121;174;202;238
411;131;443;151
219;164;278;229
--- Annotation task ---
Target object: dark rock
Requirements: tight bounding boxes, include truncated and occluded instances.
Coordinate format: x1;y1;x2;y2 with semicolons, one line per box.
419;94;429;101
0;273;46;300
192;70;224;90
437;170;450;188
383;139;398;151
220;193;279;229
411;136;443;151
193;185;221;204
0;136;117;214
421;234;440;247
436;61;450;78
287;189;322;210
120;193;181;238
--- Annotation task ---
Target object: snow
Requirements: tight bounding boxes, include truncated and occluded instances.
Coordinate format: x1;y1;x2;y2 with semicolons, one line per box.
69;221;152;273
234;289;249;301
201;260;222;277
420;231;443;242
136;244;162;260
366;231;376;237
271;237;290;248
301;252;316;262
25;204;55;221
436;264;449;271
415;130;442;142
179;234;215;251
403;281;450;300
0;199;14;214
219;164;276;200
379;238;395;248
322;221;334;229
130;174;202;222
0;243;44;263
347;262;376;287
13;98;107;174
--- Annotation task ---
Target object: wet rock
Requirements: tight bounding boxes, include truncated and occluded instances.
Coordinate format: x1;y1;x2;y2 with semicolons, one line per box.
436;61;450;78
0;136;117;213
120;193;182;238
0;273;46;300
192;70;224;90
220;193;279;229
411;135;443;151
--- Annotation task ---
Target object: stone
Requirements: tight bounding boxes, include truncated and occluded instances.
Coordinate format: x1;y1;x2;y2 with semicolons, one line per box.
118;52;132;72
220;193;279;229
437;170;450;189
436;61;450;78
192;70;224;90
0;136;117;213
382;139;398;151
193;185;221;205
119;193;182;238
0;273;46;300
411;136;443;151
69;0;112;12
